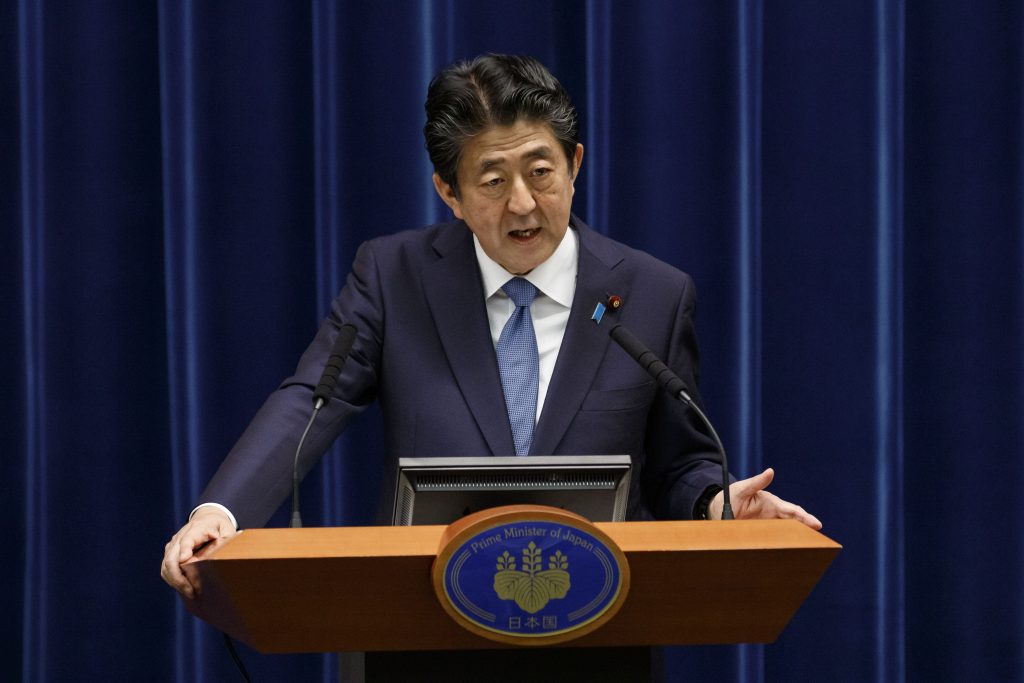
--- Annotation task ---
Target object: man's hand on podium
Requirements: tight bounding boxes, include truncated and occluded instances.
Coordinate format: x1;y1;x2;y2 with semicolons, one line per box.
707;467;822;530
161;507;237;599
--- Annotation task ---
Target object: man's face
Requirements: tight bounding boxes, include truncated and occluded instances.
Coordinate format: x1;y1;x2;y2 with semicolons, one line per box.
433;121;584;275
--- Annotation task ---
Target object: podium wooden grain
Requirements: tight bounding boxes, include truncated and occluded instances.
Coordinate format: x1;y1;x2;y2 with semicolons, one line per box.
183;519;840;653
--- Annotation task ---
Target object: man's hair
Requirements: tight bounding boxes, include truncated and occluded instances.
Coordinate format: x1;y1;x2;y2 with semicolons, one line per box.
424;54;579;195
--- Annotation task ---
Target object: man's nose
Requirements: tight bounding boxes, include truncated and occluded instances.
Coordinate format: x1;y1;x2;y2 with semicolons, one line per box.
507;176;536;215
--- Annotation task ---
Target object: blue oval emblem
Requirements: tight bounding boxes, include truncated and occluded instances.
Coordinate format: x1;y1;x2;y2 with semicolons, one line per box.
433;507;629;644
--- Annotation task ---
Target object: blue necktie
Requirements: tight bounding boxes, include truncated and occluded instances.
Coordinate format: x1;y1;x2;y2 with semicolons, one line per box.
496;278;539;456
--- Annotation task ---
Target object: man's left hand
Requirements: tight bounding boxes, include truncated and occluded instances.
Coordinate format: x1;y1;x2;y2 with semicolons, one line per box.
708;467;822;529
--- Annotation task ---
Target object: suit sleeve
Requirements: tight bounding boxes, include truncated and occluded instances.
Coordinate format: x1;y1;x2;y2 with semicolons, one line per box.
640;274;732;519
195;240;385;529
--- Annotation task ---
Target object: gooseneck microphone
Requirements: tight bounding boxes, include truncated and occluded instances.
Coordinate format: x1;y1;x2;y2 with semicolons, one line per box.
608;324;734;520
290;323;358;528
312;324;359;409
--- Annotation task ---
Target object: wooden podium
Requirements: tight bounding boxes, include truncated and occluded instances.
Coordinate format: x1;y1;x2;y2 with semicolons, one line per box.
183;519;839;654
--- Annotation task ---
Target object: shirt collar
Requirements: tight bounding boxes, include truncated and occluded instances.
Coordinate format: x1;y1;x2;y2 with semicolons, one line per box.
473;227;578;307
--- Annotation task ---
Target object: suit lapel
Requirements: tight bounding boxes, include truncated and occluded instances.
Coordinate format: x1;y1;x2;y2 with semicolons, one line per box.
531;222;627;455
422;224;516;456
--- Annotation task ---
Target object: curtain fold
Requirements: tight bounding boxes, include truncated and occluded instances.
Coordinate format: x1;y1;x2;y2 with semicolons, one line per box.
16;1;47;679
4;2;1021;681
157;3;206;680
872;0;905;679
734;5;765;680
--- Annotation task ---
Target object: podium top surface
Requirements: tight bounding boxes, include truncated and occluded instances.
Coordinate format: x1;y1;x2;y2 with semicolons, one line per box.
207;519;838;559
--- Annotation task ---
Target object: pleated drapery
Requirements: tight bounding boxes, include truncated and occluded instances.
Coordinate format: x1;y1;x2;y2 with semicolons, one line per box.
4;2;1022;681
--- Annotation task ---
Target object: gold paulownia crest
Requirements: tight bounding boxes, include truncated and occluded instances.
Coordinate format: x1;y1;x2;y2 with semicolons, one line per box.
493;541;571;613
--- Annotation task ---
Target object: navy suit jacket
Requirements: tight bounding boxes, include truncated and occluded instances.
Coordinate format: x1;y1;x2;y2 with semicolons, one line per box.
200;216;723;529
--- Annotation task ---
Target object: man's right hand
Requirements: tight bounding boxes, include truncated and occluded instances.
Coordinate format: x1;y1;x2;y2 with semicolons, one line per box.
160;507;237;599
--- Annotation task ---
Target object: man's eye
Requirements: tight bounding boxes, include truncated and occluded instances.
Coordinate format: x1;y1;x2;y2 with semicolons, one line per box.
531;167;552;177
484;177;503;187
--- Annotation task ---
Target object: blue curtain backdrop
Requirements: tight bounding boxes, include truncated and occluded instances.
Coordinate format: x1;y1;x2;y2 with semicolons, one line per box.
4;1;1022;681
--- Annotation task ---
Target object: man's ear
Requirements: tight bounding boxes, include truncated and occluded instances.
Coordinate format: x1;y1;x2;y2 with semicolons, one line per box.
432;173;463;219
571;143;584;182
569;143;584;197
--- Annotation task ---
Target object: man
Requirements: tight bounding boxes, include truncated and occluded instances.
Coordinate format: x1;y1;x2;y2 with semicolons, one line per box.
162;54;819;598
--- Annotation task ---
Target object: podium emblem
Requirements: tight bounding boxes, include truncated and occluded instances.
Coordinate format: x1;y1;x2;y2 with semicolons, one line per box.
494;542;571;613
433;506;629;645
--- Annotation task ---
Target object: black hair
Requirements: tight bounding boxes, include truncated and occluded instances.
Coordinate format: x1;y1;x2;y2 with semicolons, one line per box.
424;54;579;195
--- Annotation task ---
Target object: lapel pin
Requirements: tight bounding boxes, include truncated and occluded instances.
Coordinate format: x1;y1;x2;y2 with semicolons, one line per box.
592;295;622;325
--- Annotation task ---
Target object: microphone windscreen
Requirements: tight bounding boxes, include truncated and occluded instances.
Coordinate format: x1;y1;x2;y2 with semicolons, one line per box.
609;325;690;399
609;324;647;360
312;324;358;405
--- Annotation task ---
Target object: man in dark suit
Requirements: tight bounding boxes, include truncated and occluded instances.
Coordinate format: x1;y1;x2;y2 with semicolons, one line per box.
162;54;819;598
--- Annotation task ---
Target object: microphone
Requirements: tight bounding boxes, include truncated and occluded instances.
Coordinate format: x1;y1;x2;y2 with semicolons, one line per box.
608;324;734;520
312;324;358;409
291;323;358;528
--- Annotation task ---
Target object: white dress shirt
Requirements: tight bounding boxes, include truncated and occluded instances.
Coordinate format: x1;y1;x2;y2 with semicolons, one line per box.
472;227;578;423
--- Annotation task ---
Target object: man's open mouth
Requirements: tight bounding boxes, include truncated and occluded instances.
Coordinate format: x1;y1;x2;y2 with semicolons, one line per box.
508;228;540;239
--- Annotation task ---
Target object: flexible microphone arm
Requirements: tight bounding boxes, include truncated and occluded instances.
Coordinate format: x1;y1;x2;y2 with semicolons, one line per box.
291;323;358;528
608;324;734;520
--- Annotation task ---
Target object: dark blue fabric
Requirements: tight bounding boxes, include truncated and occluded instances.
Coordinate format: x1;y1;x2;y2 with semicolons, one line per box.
4;1;1021;681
